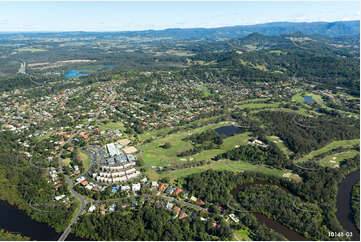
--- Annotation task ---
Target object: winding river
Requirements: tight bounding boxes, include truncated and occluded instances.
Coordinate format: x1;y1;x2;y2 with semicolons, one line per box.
231;171;361;241
0;200;59;240
0;171;359;240
336;170;360;241
231;182;307;241
0;200;85;241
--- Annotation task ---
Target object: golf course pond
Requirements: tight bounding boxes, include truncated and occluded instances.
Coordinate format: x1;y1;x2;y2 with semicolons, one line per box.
215;125;244;137
303;96;315;104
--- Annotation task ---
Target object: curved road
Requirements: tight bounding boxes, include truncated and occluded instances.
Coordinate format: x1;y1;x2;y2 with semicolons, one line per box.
57;90;117;241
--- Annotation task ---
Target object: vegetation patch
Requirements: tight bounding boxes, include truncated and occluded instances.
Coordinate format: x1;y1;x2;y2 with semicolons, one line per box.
351;181;360;230
295;139;359;163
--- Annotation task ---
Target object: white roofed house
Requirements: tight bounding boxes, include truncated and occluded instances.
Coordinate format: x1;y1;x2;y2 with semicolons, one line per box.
121;185;130;191
55;195;66;201
165;202;174;210
132;183;141;192
88;205;96;212
85;184;93;190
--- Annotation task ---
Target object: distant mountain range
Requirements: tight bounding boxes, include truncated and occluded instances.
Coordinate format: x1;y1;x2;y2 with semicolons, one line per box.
117;20;360;40
0;20;359;40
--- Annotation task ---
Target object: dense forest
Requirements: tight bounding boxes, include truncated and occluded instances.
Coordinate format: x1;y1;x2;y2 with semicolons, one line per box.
0;229;30;241
351;182;360;231
73;205;232;241
0;132;75;232
256;111;359;158
237;184;326;240
178;129;223;157
183;154;359;240
214;142;291;169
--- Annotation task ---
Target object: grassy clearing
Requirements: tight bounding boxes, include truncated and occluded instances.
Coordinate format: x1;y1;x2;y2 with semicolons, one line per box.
140;121;250;167
17;48;47;52
244;44;258;51
237;98;272;104
99;121;125;131
269;50;285;55
62;158;71;167
236;102;281;110
150;159;294;182
295;139;359;163
35;133;52;142
318;150;359;168
233;229;251;241
267;135;294;158
138;115;226;143
78;150;91;171
250;107;311;116
292;92;323;104
197;85;212;97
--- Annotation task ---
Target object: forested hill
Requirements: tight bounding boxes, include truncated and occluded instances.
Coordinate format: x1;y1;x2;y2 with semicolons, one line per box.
0;20;359;40
127;20;360;40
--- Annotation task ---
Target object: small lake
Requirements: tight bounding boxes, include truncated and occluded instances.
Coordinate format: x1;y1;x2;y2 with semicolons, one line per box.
303;96;315;104
215;125;243;137
336;170;360;241
64;65;113;78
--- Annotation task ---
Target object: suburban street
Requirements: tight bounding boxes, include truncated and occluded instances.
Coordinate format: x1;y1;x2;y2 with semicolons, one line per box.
57;91;117;241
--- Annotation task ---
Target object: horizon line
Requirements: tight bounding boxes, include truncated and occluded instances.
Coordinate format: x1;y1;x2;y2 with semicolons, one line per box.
0;19;359;33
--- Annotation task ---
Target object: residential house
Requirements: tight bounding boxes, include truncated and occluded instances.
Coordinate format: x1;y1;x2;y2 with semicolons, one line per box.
229;214;239;223
173;206;181;215
179;212;188;220
132;183;141;192
151;181;158;188
158;183;168;192
121;185;130;192
198;199;205;205
165;202;174;210
174;188;182;196
99;205;106;215
55;195;65;201
88;205;96;212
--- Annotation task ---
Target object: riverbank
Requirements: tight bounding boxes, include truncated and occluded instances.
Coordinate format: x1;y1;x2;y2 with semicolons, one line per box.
336;170;360;241
0;200;59;240
230;182;307;241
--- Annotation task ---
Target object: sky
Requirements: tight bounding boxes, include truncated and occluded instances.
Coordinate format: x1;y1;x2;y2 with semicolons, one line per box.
0;1;359;32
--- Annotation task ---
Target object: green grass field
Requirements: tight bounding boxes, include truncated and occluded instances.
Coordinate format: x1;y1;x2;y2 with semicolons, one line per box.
140;121;251;168
233;229;251;241
267;135;294;158
62;157;71;167
292;92;323;104
249;107;311;116
99;121;125;131
78;150;91;171
17;48;47;52
318;150;359;168
236;102;281;110
147;159;297;182
295;139;359;163
197;85;212;97
138;115;227;143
